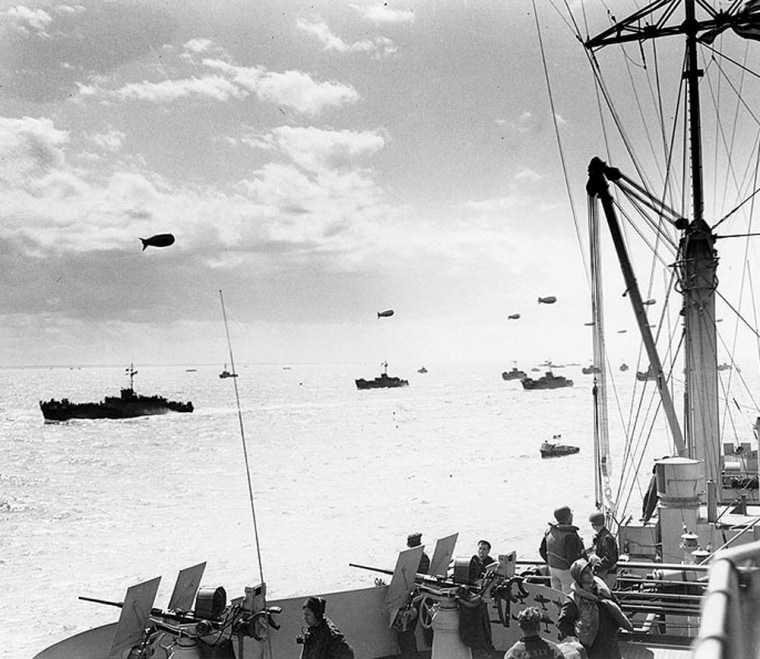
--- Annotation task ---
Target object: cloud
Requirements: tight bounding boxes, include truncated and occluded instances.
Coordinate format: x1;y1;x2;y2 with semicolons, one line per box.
0;3;177;102
182;38;227;58
352;3;415;24
111;75;245;103
0;116;69;186
85;44;360;115
267;126;386;173
6;6;53;37
296;18;397;57
514;167;541;183
205;60;359;115
88;129;126;152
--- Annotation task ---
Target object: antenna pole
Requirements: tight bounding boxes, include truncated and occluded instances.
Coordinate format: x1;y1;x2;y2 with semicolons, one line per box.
218;290;267;594
685;0;704;223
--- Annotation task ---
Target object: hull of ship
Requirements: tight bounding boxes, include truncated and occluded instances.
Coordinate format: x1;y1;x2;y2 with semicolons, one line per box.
355;380;409;389
40;400;193;421
521;380;573;390
540;446;580;458
32;579;695;659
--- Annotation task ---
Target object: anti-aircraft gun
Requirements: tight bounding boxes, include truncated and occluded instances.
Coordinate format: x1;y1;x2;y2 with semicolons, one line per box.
76;562;281;659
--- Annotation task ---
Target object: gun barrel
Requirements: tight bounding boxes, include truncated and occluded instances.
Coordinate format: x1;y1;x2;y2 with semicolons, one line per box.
79;596;124;608
349;563;394;575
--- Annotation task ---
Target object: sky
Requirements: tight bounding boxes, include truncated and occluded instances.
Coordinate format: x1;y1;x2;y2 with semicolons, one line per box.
1;0;758;368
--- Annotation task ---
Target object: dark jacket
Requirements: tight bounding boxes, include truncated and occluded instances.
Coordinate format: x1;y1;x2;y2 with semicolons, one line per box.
539;524;584;569
590;527;618;574
301;617;355;659
557;576;623;659
468;554;494;583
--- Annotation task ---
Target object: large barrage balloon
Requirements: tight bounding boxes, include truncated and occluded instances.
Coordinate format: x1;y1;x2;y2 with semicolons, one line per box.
140;233;175;250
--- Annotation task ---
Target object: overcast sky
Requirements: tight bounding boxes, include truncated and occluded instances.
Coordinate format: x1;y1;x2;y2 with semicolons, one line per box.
0;0;756;368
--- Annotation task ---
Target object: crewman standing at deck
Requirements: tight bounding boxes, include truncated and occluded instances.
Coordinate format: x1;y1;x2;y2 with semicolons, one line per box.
588;512;618;589
539;506;585;593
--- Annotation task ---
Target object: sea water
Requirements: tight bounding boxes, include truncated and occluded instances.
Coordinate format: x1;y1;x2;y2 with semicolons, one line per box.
1;362;664;658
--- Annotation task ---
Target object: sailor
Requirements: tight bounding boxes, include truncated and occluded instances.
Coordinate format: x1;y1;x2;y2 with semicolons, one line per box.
588;512;618;589
299;597;355;659
462;539;496;657
539;506;585;593
557;559;632;659
407;532;431;574
468;539;495;584
504;606;564;659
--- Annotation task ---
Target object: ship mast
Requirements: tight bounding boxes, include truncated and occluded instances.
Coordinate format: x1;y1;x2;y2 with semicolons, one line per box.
585;0;721;489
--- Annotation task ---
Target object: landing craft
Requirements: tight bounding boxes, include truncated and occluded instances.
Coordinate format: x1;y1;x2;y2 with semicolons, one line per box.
537;296;557;304
508;313;521;320
377;309;394;318
140;233;175;250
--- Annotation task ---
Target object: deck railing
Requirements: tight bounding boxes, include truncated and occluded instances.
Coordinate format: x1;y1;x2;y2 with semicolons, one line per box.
692;539;760;659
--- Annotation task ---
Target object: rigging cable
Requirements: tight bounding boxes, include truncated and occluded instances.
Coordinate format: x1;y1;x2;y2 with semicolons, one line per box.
531;0;588;286
218;290;270;631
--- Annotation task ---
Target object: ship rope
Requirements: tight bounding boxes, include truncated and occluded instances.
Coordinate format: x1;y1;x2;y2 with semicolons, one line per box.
532;0;589;288
218;290;269;603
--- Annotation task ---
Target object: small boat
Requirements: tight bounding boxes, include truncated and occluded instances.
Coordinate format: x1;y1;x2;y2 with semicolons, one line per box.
39;365;194;422
355;361;409;390
619;363;629;372
581;364;600;374
501;366;527;380
417;366;428;374
520;371;573;390
540;435;580;458
219;364;238;379
717;362;732;371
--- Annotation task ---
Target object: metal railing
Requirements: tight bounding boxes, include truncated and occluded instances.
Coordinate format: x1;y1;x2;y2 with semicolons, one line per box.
692;539;760;659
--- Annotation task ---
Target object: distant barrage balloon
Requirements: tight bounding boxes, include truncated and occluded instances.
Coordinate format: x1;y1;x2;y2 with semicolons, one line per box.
642;298;657;306
508;313;521;320
140;233;175;250
377;309;394;318
538;296;557;304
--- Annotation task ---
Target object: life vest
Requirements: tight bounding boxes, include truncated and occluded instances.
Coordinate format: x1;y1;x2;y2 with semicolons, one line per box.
545;524;581;569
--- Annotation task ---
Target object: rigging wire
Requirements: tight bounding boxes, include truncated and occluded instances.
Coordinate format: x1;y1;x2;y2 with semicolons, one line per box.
218;290;268;603
531;0;588;286
749;261;760;370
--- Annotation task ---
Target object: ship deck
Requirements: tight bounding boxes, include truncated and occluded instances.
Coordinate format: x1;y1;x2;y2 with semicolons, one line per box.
621;643;692;658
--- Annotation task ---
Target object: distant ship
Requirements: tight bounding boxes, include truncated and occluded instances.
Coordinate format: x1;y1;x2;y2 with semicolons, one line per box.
355;361;409;390
582;364;601;374
39;365;194;422
417;366;428;374
540;435;580;458
501;366;527;381
520;371;574;390
219;364;238;379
